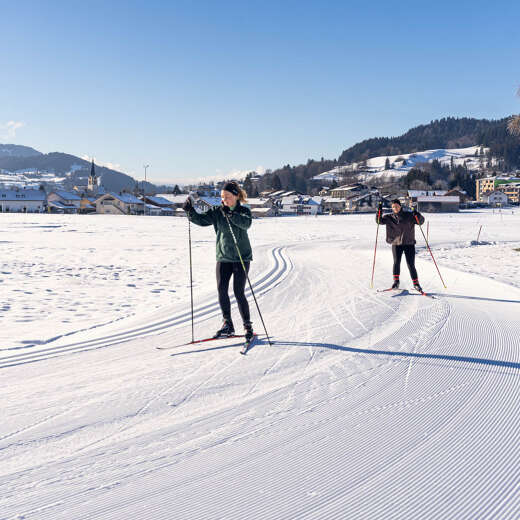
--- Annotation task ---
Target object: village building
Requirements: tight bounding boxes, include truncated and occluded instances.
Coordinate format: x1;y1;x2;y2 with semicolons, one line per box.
481;190;508;207
95;192;144;215
329;184;368;199
245;198;277;217
444;189;471;203
476;176;497;201
0;188;46;213
141;195;175;215
496;182;520;204
194;196;221;212
280;195;320;216
47;190;82;213
79;196;97;213
321;197;346;214
407;190;447;204
318;187;330;196
416;195;460;213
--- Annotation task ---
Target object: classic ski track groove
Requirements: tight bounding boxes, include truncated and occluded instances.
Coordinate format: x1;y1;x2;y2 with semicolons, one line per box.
2;237;520;519
0;246;293;369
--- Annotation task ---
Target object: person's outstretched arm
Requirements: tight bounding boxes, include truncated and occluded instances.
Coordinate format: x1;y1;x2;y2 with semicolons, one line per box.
183;197;215;226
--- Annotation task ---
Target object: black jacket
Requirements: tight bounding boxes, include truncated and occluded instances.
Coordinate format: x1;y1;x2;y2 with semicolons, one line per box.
376;209;425;245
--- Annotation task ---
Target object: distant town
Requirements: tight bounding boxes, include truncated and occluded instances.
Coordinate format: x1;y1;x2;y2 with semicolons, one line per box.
0;158;519;218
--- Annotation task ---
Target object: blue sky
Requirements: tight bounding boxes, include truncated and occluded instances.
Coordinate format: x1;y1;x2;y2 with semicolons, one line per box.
1;0;519;184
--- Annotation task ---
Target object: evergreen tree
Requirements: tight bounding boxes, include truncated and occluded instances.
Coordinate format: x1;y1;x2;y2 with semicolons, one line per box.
385;157;390;169
272;174;282;190
173;184;181;195
243;174;253;196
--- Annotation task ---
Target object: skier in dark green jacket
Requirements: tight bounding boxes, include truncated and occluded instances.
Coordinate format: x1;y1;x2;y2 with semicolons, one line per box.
183;181;254;341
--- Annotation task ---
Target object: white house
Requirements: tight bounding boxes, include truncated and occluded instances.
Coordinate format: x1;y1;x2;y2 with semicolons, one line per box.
195;196;221;212
0;189;46;213
321;197;346;214
481;190;508;207
48;190;82;213
95;192;145;215
281;196;320;216
151;194;186;206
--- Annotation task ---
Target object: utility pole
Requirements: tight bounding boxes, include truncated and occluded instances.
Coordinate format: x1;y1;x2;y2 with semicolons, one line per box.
143;164;149;215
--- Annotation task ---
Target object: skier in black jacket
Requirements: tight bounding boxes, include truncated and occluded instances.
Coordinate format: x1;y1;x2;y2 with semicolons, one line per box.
376;199;425;292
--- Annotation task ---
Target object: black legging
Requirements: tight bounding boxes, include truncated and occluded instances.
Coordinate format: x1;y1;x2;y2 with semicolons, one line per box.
216;261;250;324
392;244;418;280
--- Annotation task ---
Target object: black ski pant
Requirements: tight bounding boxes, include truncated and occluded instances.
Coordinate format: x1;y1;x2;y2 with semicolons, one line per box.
216;261;251;325
392;244;418;281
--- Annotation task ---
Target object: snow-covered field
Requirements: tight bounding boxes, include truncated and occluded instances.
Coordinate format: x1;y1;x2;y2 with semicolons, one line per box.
1;209;519;519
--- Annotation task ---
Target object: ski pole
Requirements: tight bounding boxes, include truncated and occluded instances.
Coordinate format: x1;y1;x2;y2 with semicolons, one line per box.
187;215;195;343
186;191;199;344
370;204;382;288
224;212;272;346
414;214;447;289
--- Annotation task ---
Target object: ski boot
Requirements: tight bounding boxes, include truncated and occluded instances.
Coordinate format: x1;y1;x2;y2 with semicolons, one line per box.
412;279;423;293
244;321;254;342
214;319;235;338
391;275;400;290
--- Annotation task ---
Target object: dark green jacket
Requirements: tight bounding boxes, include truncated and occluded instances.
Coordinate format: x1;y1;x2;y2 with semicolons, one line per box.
187;202;253;262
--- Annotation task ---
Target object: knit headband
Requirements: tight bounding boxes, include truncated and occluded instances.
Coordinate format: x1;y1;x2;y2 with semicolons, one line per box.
223;182;240;196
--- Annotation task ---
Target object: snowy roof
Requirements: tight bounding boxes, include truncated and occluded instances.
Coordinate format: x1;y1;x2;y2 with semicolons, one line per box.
145;195;174;206
198;196;221;207
417;196;460;203
48;200;77;209
334;185;359;191
408;190;447;197
0;189;46;201
155;194;187;204
53;190;82;201
109;192;144;204
250;207;273;214
322;197;345;203
245;198;269;205
281;196;319;206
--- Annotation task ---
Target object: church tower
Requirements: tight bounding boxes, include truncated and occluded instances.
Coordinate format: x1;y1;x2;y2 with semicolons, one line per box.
88;159;98;194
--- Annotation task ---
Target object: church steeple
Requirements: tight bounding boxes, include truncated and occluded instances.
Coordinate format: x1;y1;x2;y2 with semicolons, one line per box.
88;159;98;193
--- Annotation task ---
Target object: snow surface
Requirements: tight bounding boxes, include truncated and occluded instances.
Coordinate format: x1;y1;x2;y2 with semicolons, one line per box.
1;210;520;519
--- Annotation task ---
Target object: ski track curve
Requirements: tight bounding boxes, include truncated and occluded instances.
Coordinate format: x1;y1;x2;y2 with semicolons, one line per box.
0;245;293;369
2;236;520;519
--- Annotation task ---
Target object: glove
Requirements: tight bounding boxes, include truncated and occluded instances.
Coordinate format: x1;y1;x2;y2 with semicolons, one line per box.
377;202;383;211
412;207;418;216
221;204;231;216
182;197;193;212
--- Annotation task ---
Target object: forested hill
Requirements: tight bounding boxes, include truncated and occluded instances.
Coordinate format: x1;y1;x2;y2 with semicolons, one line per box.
337;117;504;165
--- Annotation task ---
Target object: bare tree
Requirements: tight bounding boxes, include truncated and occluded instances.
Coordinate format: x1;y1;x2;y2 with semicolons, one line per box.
508;87;520;136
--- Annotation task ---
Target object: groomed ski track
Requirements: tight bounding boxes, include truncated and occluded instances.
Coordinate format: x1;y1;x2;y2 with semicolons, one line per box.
2;231;519;519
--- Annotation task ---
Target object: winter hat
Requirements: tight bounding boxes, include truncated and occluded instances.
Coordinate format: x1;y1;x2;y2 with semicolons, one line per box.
223;182;240;196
